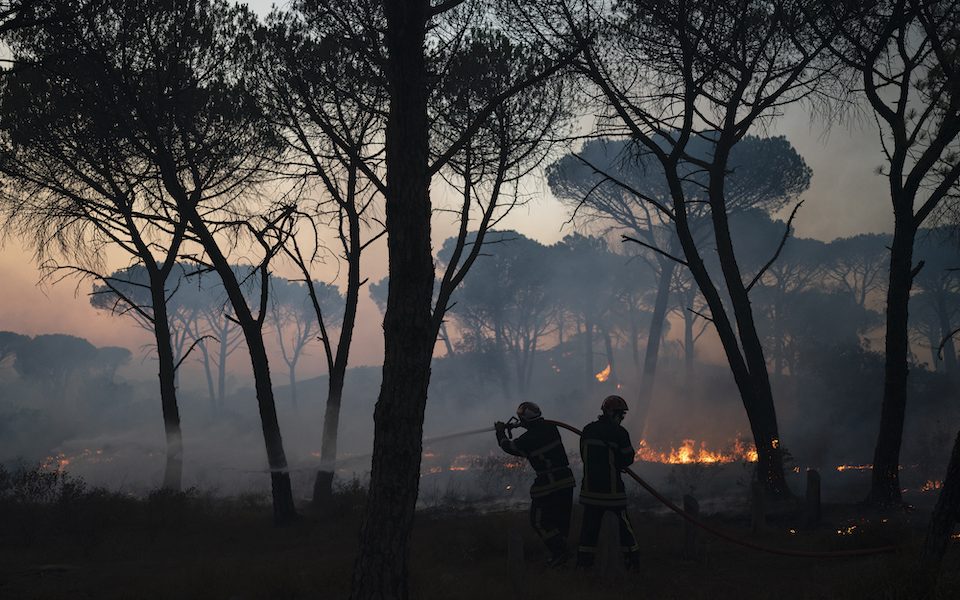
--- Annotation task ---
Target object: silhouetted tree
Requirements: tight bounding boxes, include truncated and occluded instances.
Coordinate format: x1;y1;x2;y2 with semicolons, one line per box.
89;264;202;386
347;1;577;595
269;277;343;410
440;231;557;395
259;2;387;504
821;0;960;506
95;346;132;383
550;233;620;386
536;0;837;497
548;135;811;430
822;233;890;310
911;229;960;373
7;0;298;521
0;331;28;367
0;3;200;490
12;334;97;392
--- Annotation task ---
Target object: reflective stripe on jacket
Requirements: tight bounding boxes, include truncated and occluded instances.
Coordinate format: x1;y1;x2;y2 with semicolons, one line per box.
578;415;635;507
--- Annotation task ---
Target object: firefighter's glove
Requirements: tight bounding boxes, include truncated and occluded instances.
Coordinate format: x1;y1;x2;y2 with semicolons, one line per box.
494;421;507;435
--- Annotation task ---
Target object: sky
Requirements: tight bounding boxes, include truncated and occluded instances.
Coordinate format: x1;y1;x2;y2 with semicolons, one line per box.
0;1;897;384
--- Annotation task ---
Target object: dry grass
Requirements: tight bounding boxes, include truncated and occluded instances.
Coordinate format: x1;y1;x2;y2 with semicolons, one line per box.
0;467;957;600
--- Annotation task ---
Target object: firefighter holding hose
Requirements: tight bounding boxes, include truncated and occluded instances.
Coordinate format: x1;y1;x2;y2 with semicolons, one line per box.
495;402;575;567
576;395;641;571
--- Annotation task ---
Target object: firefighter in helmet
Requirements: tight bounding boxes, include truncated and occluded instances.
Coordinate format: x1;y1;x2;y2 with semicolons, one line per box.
576;395;640;571
495;401;575;567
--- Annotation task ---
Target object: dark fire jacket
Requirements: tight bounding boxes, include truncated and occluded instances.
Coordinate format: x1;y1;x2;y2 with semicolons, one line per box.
578;414;635;507
497;420;576;498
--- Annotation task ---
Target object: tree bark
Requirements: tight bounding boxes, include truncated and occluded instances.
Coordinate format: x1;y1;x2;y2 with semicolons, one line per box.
634;258;676;434
350;1;433;597
917;430;960;596
152;279;183;492
868;217;917;506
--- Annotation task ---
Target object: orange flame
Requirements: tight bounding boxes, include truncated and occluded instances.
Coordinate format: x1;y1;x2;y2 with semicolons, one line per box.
594;364;612;382
635;436;758;464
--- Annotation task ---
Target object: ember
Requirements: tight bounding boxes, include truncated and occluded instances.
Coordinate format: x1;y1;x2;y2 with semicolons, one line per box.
836;524;859;536
835;464;872;472
920;480;943;492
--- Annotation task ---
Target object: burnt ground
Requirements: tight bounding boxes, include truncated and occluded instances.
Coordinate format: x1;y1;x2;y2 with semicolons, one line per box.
0;483;958;600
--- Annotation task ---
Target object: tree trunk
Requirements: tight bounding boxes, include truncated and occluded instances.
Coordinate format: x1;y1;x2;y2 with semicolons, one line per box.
217;319;228;408
175;200;297;524
663;159;788;498
494;321;512;396
602;325;615;383
439;321;455;356
583;315;594;386
917;430;960;596
707;147;789;498
152;281;183;492
314;217;362;505
289;365;298;412
634;258;676;436
683;305;695;382
868;218;917;506
242;324;298;524
936;291;957;374
928;333;942;373
199;340;217;414
350;2;433;597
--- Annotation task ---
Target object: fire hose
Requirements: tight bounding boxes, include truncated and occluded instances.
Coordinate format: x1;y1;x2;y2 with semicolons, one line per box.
538;419;900;558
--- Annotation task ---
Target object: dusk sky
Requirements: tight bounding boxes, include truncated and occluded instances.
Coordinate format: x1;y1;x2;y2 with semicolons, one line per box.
0;0;895;377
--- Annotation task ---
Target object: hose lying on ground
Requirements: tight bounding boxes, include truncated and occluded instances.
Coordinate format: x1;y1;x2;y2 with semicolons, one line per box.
545;419;900;558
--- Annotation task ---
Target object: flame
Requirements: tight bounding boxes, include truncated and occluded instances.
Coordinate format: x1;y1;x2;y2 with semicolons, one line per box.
40;448;112;473
635;436;758;464
594;364;612;382
836;464;872;472
920;480;943;492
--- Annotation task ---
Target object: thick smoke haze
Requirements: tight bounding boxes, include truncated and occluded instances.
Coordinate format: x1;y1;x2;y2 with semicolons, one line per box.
0;1;946;508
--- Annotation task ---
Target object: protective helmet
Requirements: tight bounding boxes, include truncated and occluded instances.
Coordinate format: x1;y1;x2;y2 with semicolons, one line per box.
601;395;628;413
516;401;543;423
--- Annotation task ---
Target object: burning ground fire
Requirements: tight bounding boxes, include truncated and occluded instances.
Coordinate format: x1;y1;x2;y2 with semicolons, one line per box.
635;436;759;464
40;449;113;473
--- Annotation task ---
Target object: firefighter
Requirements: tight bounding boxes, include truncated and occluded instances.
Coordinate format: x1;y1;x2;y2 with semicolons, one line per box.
495;402;576;567
576;395;640;571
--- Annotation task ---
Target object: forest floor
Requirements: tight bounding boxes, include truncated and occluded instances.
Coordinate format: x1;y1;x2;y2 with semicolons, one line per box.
0;481;958;600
